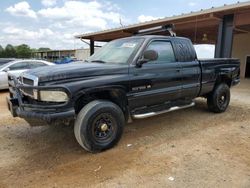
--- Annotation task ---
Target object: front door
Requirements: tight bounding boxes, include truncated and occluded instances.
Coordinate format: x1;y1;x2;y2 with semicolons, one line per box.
128;40;182;109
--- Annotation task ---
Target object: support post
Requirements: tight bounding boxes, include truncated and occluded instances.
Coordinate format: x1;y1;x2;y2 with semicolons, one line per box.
215;14;234;58
90;39;95;55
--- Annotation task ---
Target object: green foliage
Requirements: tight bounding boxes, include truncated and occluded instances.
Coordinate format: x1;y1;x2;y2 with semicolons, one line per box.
38;47;51;51
16;44;32;58
0;44;37;58
0;45;4;58
5;44;17;58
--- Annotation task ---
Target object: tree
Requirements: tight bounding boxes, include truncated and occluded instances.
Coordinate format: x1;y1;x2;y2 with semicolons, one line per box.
5;44;16;58
0;45;4;58
38;47;51;52
16;44;32;58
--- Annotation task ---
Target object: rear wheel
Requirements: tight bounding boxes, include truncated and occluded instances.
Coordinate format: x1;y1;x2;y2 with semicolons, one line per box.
74;100;125;153
207;83;230;113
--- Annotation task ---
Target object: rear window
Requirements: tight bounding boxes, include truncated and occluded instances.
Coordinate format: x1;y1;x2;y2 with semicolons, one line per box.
9;62;30;70
173;39;196;62
28;61;48;69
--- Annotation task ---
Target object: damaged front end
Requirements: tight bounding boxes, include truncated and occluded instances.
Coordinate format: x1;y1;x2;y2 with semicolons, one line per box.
6;74;75;126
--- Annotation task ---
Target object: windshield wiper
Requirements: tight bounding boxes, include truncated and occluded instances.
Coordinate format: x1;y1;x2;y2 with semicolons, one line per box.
91;60;107;64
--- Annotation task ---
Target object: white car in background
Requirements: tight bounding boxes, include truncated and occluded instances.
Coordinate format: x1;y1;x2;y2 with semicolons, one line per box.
0;59;54;90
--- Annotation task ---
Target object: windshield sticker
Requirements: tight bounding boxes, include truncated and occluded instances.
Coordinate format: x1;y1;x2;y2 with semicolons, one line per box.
121;43;136;48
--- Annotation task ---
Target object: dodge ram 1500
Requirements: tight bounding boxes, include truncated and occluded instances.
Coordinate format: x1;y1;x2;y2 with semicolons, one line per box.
7;35;240;152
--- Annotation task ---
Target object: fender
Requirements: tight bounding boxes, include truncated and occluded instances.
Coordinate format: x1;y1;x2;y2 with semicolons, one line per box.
73;85;129;118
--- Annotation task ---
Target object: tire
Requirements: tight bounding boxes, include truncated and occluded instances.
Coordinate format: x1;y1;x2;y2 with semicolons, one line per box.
74;100;125;153
207;83;230;113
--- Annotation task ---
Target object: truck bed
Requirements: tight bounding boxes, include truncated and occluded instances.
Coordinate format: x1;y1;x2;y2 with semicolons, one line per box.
198;58;240;96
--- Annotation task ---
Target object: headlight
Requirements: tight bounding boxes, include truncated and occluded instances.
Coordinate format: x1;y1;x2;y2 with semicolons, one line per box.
36;90;68;102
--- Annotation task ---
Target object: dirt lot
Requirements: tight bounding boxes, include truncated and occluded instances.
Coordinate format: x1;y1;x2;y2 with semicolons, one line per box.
0;81;250;188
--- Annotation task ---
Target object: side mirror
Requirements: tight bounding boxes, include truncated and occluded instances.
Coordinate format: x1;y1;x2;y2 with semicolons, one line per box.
3;67;10;72
137;50;158;67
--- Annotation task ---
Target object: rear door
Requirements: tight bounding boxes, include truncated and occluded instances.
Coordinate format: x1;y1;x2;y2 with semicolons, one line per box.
180;60;201;98
173;39;201;99
128;40;182;109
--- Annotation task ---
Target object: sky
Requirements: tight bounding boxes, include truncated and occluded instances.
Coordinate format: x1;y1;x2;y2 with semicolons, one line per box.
0;0;248;57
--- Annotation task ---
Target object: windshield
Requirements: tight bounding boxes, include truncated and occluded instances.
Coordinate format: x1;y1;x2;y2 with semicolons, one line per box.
87;38;144;64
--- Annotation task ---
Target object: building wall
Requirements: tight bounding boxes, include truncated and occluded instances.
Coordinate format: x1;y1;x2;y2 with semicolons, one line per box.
33;49;91;62
232;33;250;78
75;48;101;60
75;49;90;60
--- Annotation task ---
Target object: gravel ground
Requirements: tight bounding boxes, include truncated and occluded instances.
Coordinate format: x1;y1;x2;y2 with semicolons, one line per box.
0;80;250;188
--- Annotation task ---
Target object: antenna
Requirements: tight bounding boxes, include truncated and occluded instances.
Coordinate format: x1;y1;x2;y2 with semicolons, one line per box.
119;17;124;27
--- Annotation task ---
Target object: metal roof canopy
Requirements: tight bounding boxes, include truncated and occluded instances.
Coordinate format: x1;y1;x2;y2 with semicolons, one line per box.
75;1;250;44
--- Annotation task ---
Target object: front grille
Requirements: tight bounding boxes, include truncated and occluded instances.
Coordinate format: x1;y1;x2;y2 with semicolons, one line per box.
20;75;37;98
22;88;34;97
22;77;34;85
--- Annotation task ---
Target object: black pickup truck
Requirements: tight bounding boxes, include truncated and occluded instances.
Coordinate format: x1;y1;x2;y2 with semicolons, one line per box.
7;35;240;152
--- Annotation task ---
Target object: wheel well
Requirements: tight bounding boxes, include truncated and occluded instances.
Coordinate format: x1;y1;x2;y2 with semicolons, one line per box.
215;76;232;88
74;89;129;120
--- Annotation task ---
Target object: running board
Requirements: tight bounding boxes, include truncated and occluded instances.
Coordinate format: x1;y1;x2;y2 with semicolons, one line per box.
132;102;195;119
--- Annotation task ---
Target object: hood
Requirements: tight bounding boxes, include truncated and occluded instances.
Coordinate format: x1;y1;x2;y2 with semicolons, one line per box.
25;62;128;83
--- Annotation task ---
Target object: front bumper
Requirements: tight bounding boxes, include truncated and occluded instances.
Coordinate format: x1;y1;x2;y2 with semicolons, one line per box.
232;78;240;86
7;77;75;124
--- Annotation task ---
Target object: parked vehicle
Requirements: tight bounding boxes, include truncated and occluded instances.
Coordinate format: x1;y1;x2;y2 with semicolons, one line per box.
0;59;54;89
7;35;240;152
0;58;17;66
54;57;77;64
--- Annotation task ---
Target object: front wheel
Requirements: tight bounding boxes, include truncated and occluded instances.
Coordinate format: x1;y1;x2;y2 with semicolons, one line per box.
207;83;230;113
74;100;125;153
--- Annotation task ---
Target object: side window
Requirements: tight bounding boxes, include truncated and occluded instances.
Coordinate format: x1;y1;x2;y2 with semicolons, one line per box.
146;41;175;63
9;62;29;71
28;61;47;69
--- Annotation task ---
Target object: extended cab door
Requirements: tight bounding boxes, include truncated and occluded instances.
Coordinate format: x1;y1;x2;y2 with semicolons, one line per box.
128;40;182;109
179;60;201;99
172;39;201;99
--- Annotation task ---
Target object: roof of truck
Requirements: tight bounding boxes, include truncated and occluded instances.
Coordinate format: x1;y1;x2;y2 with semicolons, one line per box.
115;35;191;41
